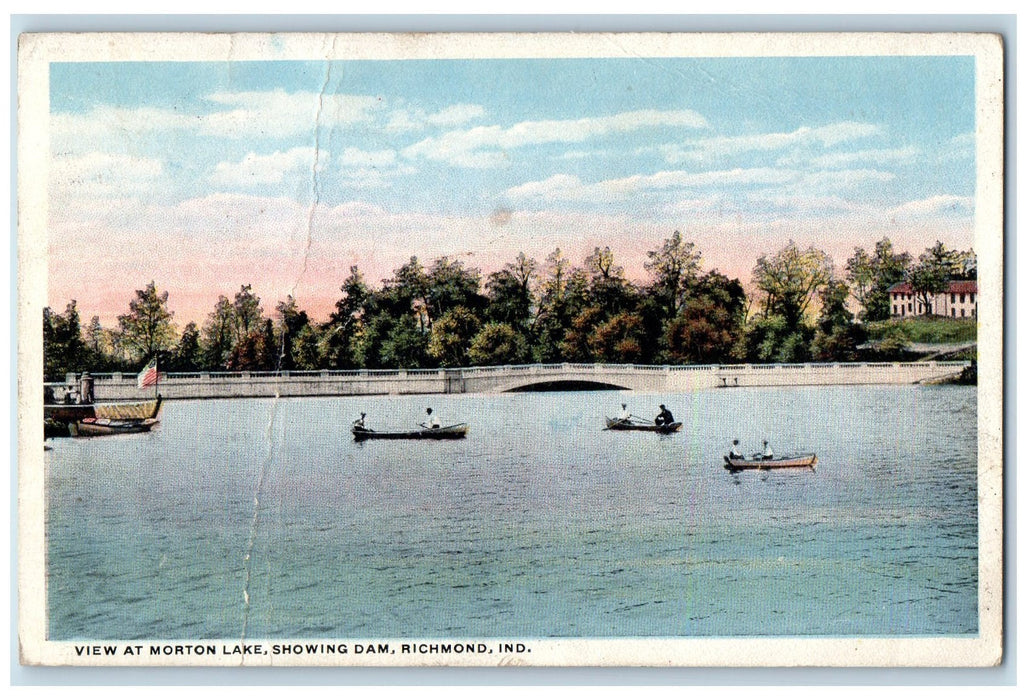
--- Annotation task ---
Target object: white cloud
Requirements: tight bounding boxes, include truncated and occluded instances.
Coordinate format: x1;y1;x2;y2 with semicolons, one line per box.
661;122;883;163
887;195;974;220
504;167;799;204
385;103;486;132
210;147;324;187
339;148;397;168
781;146;919;169
50;151;164;198
403;109;708;167
201;90;382;138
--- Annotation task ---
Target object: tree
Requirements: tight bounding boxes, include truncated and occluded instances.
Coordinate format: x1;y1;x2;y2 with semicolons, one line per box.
379;315;429;369
908;241;960;315
117;281;176;365
201;295;235;370
584;246;634;313
275;296;310;371
752;241;833;329
232;284;263;342
845;238;911;321
485;252;537;328
590;312;645;363
425;257;486;325
169;322;203;371
43;301;88;381
811;281;866;361
323;266;369;369
468;322;530;366
292;324;324;370
427;306;481;367
644;230;702;318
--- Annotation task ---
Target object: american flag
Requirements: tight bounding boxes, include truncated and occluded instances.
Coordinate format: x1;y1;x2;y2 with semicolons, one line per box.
137;359;159;388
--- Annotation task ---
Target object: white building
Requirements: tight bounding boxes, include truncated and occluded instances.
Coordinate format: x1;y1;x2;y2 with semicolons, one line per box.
888;280;977;318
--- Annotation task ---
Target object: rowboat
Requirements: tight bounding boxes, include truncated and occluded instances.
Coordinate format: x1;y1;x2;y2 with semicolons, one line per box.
71;417;160;437
723;454;817;471
352;423;469;441
604;417;682;433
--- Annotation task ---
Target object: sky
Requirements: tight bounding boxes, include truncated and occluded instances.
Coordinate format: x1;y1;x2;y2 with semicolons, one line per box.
47;55;977;327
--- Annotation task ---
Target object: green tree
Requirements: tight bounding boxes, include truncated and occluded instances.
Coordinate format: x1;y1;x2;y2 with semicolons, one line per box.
200;295;235;370
169;322;203;371
846;238;911;321
485;252;537;328
43;301;88;381
293;324;324;370
644;230;702;318
379;315;429;369
908;241;960;315
232;284;263;342
117;281;176;365
322;266;369;369
275;296;310;371
427;306;481;367
468;322;530;366
425;257;486;325
584;246;634;313
752;241;833;329
811;281;866;361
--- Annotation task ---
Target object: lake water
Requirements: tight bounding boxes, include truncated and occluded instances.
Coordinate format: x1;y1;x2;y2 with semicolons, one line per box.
45;385;978;640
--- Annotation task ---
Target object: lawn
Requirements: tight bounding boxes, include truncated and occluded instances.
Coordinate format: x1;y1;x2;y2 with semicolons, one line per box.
864;317;978;344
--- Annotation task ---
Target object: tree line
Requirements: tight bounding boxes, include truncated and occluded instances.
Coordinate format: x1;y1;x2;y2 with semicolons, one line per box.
43;233;977;381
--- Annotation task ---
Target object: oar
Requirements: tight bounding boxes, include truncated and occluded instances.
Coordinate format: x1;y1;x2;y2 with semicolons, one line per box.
630;414;656;425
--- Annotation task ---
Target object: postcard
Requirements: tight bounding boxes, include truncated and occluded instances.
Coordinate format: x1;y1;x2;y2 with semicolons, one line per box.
17;31;1003;667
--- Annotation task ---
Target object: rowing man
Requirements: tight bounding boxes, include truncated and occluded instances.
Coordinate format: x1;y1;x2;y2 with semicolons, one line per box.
618;403;631;422
424;407;440;429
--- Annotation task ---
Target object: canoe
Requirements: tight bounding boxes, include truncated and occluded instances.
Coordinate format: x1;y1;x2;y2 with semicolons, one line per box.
71;417;159;437
352;423;469;441
605;417;682;433
723;454;817;471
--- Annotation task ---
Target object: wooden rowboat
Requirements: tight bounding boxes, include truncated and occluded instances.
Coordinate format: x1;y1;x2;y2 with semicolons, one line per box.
352;423;469;441
605;417;682;433
71;417;159;437
723;454;817;471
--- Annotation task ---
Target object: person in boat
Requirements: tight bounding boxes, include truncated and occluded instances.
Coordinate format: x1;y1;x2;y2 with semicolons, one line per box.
423;407;440;430
729;439;744;459
654;404;674;426
353;412;366;429
618;403;631;422
761;440;774;460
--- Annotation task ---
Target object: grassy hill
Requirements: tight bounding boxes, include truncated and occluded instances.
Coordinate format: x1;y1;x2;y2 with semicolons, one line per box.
864;317;977;344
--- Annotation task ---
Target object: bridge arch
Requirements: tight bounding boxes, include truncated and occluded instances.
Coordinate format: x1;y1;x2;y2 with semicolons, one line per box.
503;379;630;393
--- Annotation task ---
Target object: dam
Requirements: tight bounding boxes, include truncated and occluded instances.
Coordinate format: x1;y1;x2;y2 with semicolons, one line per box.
62;361;971;402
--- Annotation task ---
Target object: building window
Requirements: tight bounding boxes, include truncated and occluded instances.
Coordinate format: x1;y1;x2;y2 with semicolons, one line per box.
893;304;898;315
970;293;975;303
961;309;966;317
951;309;956;317
951;293;956;304
960;293;966;303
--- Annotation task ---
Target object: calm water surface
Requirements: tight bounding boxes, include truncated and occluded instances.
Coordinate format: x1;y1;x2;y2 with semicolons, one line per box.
46;385;978;639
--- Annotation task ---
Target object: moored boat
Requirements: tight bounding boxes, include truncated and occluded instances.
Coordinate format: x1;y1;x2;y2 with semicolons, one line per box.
71;417;160;437
723;454;817;471
605;417;682;433
45;397;162;437
352;423;469;441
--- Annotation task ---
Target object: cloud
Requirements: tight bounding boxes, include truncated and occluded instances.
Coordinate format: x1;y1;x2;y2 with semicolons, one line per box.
200;90;382;137
385;103;486;132
338;148;397;167
887;195;974;220
50;151;164;198
210;147;325;187
781;146;919;169
504;167;800;204
403;109;708;167
661;121;883;163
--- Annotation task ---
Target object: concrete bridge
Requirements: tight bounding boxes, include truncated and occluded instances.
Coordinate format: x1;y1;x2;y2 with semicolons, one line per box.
62;361;971;402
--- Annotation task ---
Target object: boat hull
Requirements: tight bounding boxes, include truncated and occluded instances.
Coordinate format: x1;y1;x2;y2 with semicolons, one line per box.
605;418;682;433
352;424;469;441
72;417;159;437
723;454;817;471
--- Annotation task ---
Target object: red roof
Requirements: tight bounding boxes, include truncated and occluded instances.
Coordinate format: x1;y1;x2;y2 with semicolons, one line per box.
888;280;976;295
